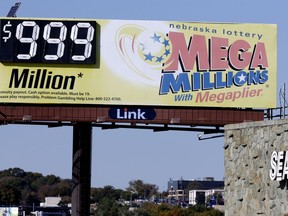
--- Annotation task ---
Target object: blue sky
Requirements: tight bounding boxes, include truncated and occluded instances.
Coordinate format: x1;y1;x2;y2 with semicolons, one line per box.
0;0;285;191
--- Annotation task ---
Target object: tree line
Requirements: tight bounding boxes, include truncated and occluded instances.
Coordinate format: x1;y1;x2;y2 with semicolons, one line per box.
0;167;72;205
0;168;224;216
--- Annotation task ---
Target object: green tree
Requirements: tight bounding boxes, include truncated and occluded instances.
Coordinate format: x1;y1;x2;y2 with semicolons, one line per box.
120;190;131;201
91;185;122;203
23;191;40;206
0;178;22;205
52;179;72;196
94;197;130;216
41;174;61;185
127;179;159;199
0;168;26;178
0;168;73;206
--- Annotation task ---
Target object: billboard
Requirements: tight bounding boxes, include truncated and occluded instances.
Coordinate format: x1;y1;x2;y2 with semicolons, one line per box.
0;18;277;108
0;207;18;216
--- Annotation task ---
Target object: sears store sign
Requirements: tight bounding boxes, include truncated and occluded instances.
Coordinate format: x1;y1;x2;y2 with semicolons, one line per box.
270;151;288;181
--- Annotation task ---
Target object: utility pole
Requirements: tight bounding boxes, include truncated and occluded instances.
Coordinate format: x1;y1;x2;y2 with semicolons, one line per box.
284;83;286;118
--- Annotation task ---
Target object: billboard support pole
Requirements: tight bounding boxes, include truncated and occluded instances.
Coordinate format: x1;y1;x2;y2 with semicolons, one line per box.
72;122;92;216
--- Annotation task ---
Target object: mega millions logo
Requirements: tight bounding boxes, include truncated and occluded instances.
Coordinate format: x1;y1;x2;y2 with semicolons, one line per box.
114;24;173;86
136;32;171;65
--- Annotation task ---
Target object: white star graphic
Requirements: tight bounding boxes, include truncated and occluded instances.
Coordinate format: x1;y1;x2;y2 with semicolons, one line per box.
238;73;246;82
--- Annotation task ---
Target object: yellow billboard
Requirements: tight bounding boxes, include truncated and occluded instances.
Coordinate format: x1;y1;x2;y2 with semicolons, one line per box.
0;18;277;108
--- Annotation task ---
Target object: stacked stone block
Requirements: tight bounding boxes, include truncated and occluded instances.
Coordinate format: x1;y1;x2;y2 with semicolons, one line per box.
224;119;288;216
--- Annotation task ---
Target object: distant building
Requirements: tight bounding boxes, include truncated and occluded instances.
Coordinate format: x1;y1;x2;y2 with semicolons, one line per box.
189;189;224;205
30;197;71;216
167;177;224;203
40;197;62;207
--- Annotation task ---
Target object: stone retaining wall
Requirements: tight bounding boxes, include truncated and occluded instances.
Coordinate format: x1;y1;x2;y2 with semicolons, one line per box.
224;119;288;216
